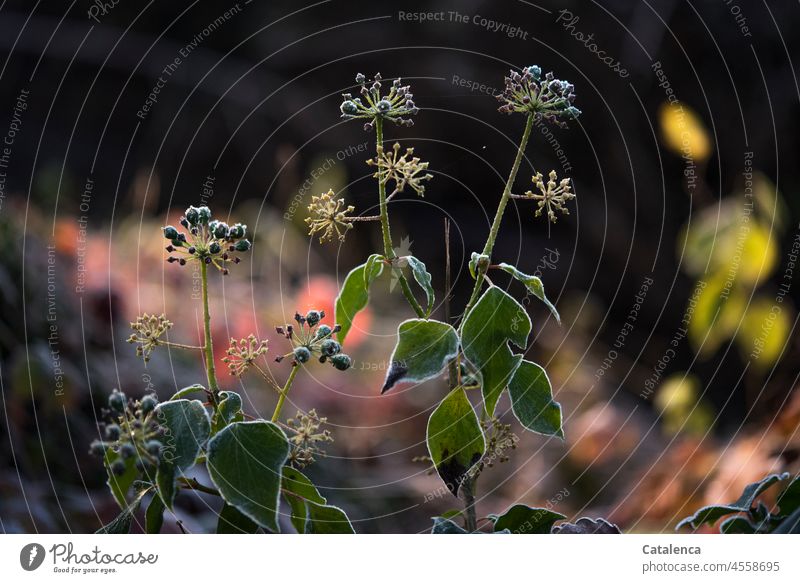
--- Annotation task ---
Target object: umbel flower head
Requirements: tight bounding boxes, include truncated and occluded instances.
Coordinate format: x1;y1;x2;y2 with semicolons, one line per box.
222;334;269;377
127;314;172;362
367;142;433;196
497;65;581;126
525;170;576;223
340;73;418;131
163;205;251;274
275;310;352;371
284;408;333;468
305;189;355;243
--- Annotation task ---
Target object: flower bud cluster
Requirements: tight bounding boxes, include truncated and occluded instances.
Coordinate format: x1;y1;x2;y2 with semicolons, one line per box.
367;142;433;196
340;73;419;130
275;310;352;371
222;334;269;377
497;65;581;126
284;408;334;468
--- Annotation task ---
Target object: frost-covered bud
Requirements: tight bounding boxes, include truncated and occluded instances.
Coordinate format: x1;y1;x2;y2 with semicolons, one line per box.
119;443;136;459
145;440;162;457
196;206;212;225
355;72;365;84
293;346;312;364
184;206;199;226
315;324;332;340
320;339;341;357
89;440;107;456
163;226;178;240
104;424;121;441
305;310;322;327
234;239;251;252
228;223;246;239
376;99;391;114
331;354;352;371
140;394;158;414
110;459;127;476
341;100;359;116
108;390;126;413
210;221;229;239
209;242;221;254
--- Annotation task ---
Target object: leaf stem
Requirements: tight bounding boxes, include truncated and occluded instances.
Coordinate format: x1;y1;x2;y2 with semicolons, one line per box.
375;118;426;319
462;113;535;321
271;364;300;423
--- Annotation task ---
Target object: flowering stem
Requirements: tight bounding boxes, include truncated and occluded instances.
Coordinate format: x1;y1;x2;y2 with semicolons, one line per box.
271;364;300;423
462;113;535;320
200;260;220;404
375;117;425;318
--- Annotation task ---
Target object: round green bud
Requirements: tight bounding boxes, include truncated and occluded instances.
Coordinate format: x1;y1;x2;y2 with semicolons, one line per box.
315;324;332;339
184;206;199;225
110;459;127;476
376;99;392;114
108;390;126;413
341;100;358;116
209;242;221;254
140;395;158;414
320;339;341;357
331;354;352;371
293;346;311;364
211;221;229;239
228;223;246;239
145;440;162;457
196;206;212;225
119;443;136;459
163;226;178;240
305;310;321;327
89;440;107;456
234;239;251;252
104;424;121;441
135;458;155;475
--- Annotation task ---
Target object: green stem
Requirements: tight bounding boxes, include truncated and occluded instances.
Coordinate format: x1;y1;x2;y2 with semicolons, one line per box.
462;477;478;532
462;113;535;320
200;260;219;403
375;118;426;319
271;364;300;423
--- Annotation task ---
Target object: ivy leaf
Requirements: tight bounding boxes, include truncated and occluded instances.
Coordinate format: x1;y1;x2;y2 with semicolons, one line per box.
154;399;211;509
144;494;165;534
104;448;137;509
469;252;489;279
282;466;327;533
431;516;468;533
426;387;485;496
206;421;290;532
720;516;757;534
552;517;621;534
508;360;563;438
169;384;206;400
306;501;355;534
213;390;244;432
677;472;790;530
461;287;531;415
777;474;800;515
381;319;459;394
217;503;259;534
489;504;566;533
96;488;149;534
405;255;435;317
335;254;384;343
497;263;560;324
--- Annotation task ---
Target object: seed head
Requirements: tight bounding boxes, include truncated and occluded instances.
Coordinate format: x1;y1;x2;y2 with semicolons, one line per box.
497;65;580;127
523;170;576;223
367;142;433;196
305;189;355;243
339;73;419;130
127;313;173;362
222;334;269;377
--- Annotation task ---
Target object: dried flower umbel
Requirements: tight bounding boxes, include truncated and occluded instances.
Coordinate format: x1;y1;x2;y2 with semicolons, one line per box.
163;205;251;273
223;334;269;377
340;73;418;130
284;409;334;468
305;190;356;243
127;314;173;362
368;142;433;196
515;170;576;223
497;65;581;126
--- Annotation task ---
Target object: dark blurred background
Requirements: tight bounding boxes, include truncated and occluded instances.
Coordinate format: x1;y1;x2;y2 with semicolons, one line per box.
1;0;800;533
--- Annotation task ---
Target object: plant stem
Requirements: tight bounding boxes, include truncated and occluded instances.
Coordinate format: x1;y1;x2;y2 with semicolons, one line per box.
375;117;426;319
199;260;219;404
462;113;535;320
462;477;478;532
271;364;300;423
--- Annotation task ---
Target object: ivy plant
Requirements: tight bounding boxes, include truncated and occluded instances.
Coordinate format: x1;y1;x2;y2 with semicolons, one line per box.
312;67;590;532
91;206;355;533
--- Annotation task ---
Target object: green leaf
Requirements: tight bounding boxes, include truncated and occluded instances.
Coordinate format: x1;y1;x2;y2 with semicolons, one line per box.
104;448;137;509
508;360;563;438
381;319;459;394
169;384;206;400
426;387;485;496
461;287;531;415
552;517;621;534
206;421;289;532
336;254;384;343
154;399;211;509
431;516;468;533
720;516;757;534
217;503;259;533
306;501;355;534
777;474;800;515
497;263;560;323
677;472;790;530
490;504;566;533
96;489;149;534
405;255;435;317
282;466;327;533
214;390;244;432
144;494;165;534
773;507;800;534
469;252;489;280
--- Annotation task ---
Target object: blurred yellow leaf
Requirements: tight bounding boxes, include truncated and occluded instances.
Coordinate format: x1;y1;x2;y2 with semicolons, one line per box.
689;272;744;357
659;102;712;162
753;172;788;233
736;222;779;285
655;373;714;436
739;298;792;368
